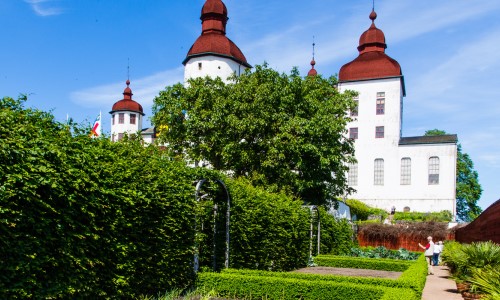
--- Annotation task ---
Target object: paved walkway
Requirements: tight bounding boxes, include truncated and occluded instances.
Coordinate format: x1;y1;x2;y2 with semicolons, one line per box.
421;265;463;300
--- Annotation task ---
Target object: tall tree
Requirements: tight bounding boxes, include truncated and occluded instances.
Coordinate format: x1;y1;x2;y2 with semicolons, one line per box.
152;64;357;206
425;129;482;222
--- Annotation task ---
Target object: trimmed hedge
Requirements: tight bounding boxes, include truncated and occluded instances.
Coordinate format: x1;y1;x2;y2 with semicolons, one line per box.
226;179;310;271
314;255;413;272
221;254;427;297
197;273;418;300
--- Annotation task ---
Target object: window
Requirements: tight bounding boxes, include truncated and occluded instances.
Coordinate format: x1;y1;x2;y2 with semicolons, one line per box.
351;97;359;116
112;134;115;142
429;156;440;185
198;62;202;70
118;113;124;124
349;127;358;139
347;163;358;186
117;133;124;141
112;114;115;125
375;126;384;138
376;92;385;115
400;157;411;185
130;114;136;125
374;158;384;185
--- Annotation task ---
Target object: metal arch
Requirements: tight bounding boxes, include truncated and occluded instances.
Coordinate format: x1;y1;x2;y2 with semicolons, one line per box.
194;178;231;273
303;205;321;258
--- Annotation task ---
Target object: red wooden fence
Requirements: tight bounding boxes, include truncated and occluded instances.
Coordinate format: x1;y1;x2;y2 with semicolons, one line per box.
455;199;500;244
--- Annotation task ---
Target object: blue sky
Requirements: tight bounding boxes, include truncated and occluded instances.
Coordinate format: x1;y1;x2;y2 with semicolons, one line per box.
1;0;499;210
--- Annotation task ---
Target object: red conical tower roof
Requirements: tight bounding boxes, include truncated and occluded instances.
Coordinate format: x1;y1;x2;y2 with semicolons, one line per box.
183;0;251;68
339;10;403;85
110;80;144;115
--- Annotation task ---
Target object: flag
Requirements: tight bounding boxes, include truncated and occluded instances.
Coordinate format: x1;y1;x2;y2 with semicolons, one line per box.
91;111;102;137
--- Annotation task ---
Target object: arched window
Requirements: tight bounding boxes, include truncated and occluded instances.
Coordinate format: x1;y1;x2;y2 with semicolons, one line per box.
374;159;384;185
428;156;440;185
348;163;358;186
401;157;411;185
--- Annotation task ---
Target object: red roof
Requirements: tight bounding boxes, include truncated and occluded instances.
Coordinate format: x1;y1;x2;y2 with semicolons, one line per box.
307;59;318;77
110;80;144;115
339;10;402;82
183;0;251;68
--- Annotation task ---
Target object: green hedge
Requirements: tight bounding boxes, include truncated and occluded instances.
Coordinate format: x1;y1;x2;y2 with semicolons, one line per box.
314;255;413;272
316;208;357;255
226;179;310;271
0;97;227;298
197;273;418;300
221;254;427;297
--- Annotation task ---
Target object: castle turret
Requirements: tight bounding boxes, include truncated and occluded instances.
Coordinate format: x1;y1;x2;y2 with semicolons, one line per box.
109;80;144;141
183;0;251;83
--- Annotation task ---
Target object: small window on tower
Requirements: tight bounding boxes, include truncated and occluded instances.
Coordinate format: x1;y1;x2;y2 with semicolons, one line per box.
198;62;202;70
118;113;124;124
112;114;115;125
118;133;124;141
349;127;358;139
376;92;385;115
351;96;359;117
130;114;136;125
376;126;384;138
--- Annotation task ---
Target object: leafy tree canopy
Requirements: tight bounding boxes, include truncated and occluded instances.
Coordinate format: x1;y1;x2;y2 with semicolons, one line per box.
152;64;357;206
425;129;482;222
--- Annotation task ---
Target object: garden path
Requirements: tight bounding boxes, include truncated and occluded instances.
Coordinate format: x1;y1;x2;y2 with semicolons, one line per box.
421;265;462;300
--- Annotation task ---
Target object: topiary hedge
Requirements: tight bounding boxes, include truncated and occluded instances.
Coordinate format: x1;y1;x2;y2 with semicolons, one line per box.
314;255;413;272
0;97;209;298
316;207;357;255
197;272;418;300
226;178;310;271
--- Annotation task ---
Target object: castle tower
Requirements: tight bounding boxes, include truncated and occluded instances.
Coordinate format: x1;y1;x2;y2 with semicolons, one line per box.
338;10;457;215
183;0;251;83
109;80;144;141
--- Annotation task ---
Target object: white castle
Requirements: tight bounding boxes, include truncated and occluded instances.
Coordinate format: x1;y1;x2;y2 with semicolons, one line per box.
109;0;457;217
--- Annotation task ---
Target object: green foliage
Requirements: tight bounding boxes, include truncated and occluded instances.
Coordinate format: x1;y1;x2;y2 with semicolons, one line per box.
393;210;452;222
469;266;500;299
314;255;412;272
349;246;420;261
316;208;356;255
425;129;482;222
197;272;418;300
441;241;500;281
152;64;357;206
0;96;208;298
226;178;310;271
346;199;388;221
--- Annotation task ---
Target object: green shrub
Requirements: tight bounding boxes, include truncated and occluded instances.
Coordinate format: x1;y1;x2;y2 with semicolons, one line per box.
226;178;310;271
314;255;412;272
349;246;420;260
197;272;418;300
470;265;500;299
393;210;452;222
316;208;357;255
0;97;207;298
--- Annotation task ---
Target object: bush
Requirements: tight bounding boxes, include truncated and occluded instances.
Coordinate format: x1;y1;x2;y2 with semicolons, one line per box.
197;272;418;300
346;199;387;221
350;246;420;260
226;178;310;271
0;97;205;298
314;255;412;272
316;208;357;255
393;210;452;222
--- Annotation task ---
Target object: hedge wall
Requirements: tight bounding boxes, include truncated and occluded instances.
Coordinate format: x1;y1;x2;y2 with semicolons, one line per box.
197;273;418;300
200;254;427;299
314;255;413;272
0;97;206;298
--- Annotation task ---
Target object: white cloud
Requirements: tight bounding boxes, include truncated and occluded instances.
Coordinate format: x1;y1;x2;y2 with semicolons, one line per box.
70;67;184;109
25;0;64;17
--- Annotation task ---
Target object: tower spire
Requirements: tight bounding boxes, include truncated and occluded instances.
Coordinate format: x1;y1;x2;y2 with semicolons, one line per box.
308;37;317;77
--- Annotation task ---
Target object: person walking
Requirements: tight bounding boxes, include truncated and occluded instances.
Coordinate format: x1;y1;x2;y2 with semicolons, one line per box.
419;236;435;275
433;241;443;266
